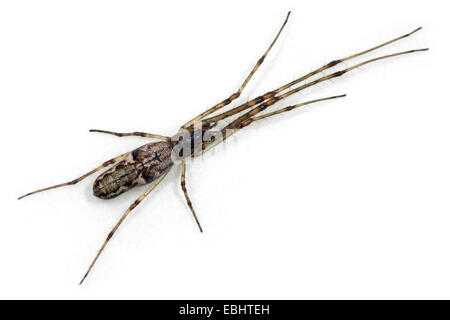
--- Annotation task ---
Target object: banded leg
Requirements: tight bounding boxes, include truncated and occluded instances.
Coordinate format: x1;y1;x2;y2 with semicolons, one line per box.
180;161;203;233
90;129;170;141
201;27;424;126
18;153;129;200
79;171;169;285
241;94;347;127
201;46;428;154
182;12;291;128
212;48;428;146
200;95;347;154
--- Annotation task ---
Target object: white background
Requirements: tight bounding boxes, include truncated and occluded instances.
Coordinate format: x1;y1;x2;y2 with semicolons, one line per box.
1;0;448;299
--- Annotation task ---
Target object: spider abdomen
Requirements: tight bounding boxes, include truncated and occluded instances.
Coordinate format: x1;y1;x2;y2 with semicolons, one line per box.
93;141;173;199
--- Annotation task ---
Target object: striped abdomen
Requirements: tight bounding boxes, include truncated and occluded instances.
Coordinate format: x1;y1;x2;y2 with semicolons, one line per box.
93;141;173;199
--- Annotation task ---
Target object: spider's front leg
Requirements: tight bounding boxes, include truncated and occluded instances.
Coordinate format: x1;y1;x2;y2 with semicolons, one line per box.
181;12;291;128
200;27;424;126
209;48;428;150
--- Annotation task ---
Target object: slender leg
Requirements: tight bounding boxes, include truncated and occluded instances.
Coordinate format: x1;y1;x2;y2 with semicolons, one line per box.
90;129;170;141
182;12;291;128
200;95;346;154
79;171;169;285
201;47;428;154
201;27;424;126
180;161;203;233
221;49;428;136
18;153;129;200
241;94;347;127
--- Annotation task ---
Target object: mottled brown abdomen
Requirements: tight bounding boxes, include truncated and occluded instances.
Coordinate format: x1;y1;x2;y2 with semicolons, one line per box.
93;141;173;199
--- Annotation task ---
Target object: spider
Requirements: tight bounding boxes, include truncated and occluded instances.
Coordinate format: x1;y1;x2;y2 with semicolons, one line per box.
18;12;428;284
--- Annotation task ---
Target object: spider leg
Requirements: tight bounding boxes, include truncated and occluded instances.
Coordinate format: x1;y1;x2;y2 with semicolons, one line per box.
201;48;428;153
200;95;346;154
201;27;424;126
240;94;347;127
18;152;129;200
79;171;169;285
90;129;170;141
180;161;203;233
182;12;291;128
221;49;428;134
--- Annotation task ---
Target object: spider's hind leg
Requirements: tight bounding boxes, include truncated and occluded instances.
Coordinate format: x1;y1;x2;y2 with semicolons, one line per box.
18;152;129;200
79;171;169;285
89;129;170;141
